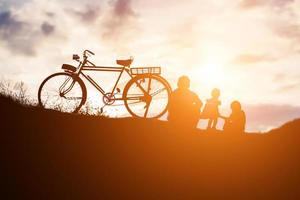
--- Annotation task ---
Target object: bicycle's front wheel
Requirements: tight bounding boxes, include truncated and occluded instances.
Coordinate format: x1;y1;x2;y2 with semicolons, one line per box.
123;74;171;118
38;72;87;113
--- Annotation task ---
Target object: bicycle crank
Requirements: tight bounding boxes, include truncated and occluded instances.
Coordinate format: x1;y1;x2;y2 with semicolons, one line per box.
103;93;116;105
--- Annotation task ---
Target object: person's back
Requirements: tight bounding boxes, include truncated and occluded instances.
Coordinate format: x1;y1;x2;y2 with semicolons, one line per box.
223;101;246;133
228;109;246;132
168;88;200;119
168;76;202;128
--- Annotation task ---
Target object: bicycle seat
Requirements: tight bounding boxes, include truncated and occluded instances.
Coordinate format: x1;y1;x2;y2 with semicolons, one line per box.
116;59;132;67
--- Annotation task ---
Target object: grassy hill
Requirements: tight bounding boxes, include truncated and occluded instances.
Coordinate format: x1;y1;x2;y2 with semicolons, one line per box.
1;95;300;199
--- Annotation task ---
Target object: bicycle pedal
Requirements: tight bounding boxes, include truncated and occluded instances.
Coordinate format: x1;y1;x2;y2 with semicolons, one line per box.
116;88;121;93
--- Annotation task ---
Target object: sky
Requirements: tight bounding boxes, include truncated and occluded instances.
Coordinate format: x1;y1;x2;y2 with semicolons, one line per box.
0;0;300;131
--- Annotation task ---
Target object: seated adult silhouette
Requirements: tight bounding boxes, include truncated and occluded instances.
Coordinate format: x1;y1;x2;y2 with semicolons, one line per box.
222;101;246;133
168;76;202;128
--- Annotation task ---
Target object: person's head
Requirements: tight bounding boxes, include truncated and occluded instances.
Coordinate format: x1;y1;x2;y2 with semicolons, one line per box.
231;101;242;112
177;75;190;89
211;88;220;98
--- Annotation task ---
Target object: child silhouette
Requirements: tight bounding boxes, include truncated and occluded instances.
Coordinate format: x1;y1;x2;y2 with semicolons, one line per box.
222;101;246;133
202;88;221;130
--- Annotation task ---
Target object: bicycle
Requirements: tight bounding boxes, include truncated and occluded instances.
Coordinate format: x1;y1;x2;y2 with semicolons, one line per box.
38;50;172;118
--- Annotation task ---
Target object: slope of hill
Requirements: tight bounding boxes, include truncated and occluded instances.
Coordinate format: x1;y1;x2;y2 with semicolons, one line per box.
1;95;300;199
268;118;300;134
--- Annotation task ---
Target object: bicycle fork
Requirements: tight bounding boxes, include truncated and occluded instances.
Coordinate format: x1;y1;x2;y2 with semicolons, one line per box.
59;76;76;97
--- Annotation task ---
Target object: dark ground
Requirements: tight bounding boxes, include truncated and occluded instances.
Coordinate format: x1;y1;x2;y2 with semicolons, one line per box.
1;95;300;199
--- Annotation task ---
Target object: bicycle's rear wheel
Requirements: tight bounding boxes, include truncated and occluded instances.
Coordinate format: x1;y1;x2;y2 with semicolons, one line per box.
38;72;87;113
123;74;171;118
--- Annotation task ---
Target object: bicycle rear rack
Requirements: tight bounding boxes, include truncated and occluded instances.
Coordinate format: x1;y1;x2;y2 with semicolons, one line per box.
130;67;161;75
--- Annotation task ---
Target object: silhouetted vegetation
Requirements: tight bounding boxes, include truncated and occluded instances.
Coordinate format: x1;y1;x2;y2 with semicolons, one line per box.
0;79;33;105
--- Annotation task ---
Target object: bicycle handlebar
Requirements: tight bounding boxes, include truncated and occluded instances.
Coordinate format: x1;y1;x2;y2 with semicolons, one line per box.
83;50;95;57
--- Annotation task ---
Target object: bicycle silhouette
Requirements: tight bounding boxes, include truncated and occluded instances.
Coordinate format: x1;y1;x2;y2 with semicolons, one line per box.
38;50;172;118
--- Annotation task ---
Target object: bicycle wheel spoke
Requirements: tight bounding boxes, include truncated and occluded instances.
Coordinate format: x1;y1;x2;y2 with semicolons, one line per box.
147;77;152;93
65;97;83;100
144;102;150;117
143;77;152;117
125;96;144;100
151;88;166;97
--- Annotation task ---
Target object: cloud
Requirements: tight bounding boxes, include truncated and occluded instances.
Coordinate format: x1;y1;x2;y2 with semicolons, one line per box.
276;82;300;92
0;10;24;31
238;0;265;10
270;0;295;7
273;22;300;42
269;16;300;54
113;0;135;17
67;5;101;23
45;12;55;18
0;8;58;56
0;0;139;56
0;10;36;55
238;0;294;10
272;73;300;93
245;103;300;131
101;0;138;41
272;73;288;82
232;54;275;65
166;19;200;49
0;0;30;10
41;22;55;35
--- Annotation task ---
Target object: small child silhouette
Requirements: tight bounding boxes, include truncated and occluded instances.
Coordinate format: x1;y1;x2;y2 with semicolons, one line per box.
222;101;246;133
201;88;221;130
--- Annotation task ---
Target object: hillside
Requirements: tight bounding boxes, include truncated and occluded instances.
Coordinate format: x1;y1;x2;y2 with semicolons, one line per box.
1;95;300;199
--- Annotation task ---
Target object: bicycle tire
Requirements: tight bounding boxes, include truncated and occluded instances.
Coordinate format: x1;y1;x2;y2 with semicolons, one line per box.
123;74;172;118
38;72;87;113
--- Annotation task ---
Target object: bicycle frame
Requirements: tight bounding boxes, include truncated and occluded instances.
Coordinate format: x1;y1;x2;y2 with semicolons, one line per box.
72;58;148;101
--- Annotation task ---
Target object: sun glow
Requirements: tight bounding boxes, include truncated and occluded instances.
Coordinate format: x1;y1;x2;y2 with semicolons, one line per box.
189;42;231;90
190;54;227;90
199;61;225;86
